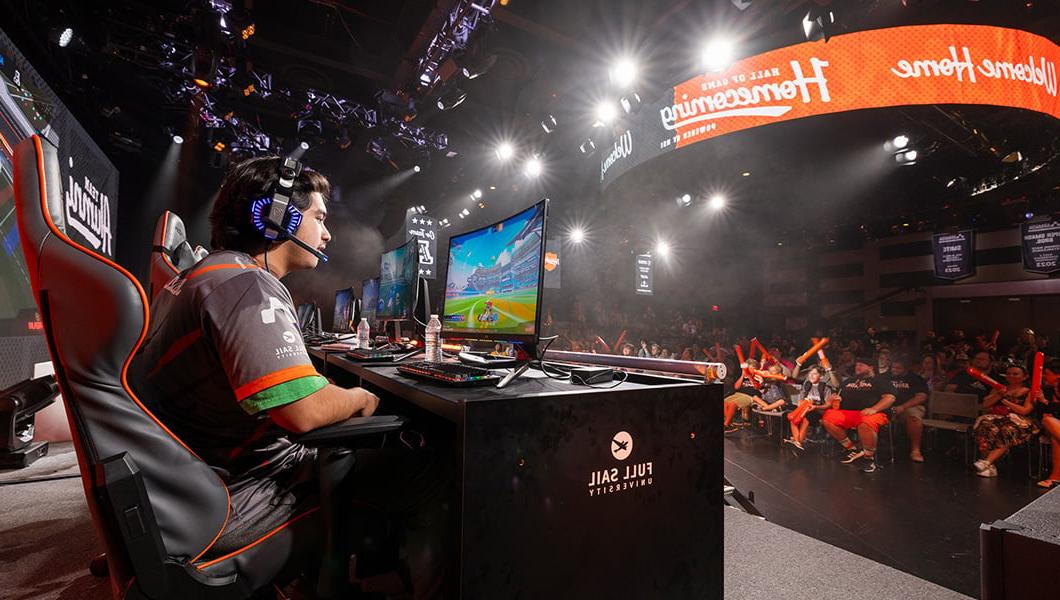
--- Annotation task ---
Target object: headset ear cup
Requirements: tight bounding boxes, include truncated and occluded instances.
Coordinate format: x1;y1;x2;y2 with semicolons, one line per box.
285;203;302;236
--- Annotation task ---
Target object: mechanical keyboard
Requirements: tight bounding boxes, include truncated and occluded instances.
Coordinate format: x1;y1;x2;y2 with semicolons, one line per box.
346;348;414;362
397;361;501;386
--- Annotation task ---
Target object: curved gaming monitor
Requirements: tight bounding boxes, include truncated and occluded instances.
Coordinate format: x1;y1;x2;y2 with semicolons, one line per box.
440;199;548;346
376;239;417;321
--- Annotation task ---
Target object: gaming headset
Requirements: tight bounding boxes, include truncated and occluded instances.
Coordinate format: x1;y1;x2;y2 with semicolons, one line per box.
248;156;328;262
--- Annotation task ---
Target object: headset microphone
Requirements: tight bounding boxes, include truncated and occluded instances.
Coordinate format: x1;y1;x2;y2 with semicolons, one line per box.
280;232;328;262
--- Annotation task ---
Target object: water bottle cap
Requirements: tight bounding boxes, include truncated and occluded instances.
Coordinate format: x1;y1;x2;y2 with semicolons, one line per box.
430;314;438;319
360;318;367;322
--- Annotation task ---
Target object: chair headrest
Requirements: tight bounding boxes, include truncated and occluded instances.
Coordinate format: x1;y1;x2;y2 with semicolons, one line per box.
152;210;187;253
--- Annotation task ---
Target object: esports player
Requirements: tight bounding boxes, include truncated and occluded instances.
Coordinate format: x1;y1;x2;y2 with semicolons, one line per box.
821;356;897;473
130;157;448;597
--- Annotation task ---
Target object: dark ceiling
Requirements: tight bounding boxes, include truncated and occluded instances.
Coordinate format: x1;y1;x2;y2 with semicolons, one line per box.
2;0;1059;291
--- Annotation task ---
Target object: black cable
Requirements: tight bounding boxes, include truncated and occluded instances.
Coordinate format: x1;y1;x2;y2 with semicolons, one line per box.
531;336;571;381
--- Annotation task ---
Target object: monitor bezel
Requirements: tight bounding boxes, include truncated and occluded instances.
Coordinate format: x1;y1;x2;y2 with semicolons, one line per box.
375;238;418;321
332;287;357;333
439;198;549;347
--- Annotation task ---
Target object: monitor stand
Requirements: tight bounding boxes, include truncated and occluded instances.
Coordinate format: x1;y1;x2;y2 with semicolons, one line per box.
456;340;521;368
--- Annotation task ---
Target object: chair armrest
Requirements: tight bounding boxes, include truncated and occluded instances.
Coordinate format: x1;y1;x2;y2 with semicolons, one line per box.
296;415;406;448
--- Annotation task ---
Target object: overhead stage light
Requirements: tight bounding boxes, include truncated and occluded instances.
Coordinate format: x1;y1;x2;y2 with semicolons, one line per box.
676;193;693;207
579;138;596;155
803;8;837;42
300;141;310;150
609;57;638;88
495;141;515;161
620;93;642;114
473;189;483;199
414;165;422;173
524;156;543;178
701;38;735;72
172;134;184;144
541;115;557;134
594;100;618;126
655;241;671;257
570;227;586;244
1002;151;1024;163
893;135;910;149
709;194;726;211
895;149;918;165
58;28;73;48
437;88;468;110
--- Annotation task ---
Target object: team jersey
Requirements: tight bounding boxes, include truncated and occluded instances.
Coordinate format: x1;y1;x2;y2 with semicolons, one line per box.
130;250;326;482
948;371;991;401
837;375;896;412
889;372;928;407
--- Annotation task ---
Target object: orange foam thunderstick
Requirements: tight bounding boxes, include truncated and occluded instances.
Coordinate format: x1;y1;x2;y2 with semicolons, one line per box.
753;369;787;381
818;348;832;370
966;367;1006;392
751;338;774;365
796;337;830;365
787;400;813;424
734;344;760;389
1029;351;1045;403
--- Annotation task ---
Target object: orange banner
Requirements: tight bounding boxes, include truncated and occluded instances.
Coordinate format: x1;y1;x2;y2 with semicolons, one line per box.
666;24;1059;150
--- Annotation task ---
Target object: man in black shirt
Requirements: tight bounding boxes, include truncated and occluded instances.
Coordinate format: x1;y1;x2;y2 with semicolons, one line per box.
945;350;993;401
889;356;929;463
822;357;896;473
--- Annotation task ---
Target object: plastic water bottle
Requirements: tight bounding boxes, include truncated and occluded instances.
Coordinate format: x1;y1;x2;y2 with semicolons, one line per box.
425;314;442;362
357;318;370;350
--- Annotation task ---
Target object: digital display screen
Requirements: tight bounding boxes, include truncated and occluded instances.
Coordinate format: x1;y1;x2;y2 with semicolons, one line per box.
361;277;379;328
441;201;545;338
377;240;416;320
332;288;355;333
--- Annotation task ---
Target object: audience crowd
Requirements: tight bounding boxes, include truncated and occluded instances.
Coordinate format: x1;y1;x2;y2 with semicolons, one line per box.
544;300;1060;487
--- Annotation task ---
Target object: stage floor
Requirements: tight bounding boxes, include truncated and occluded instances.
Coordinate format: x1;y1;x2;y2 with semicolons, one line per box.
0;437;1042;599
723;425;1045;597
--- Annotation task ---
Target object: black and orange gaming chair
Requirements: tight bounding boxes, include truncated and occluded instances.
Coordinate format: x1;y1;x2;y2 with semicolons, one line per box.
149;210;207;301
14;135;402;599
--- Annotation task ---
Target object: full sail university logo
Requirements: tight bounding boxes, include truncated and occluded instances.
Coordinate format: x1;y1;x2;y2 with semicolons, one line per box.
587;430;654;498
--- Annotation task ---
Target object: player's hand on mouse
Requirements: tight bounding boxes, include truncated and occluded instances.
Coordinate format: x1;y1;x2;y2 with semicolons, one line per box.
355;388;379;417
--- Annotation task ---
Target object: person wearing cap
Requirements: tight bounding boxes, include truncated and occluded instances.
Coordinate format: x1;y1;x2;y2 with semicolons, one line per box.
944;351;994;401
1008;328;1039;365
889;355;930;462
822;356;897;473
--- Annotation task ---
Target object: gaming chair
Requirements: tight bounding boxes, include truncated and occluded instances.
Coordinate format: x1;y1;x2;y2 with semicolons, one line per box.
14;135;403;599
149;210;207;301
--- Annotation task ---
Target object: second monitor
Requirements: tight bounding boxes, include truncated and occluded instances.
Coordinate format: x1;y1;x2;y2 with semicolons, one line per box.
377;238;418;322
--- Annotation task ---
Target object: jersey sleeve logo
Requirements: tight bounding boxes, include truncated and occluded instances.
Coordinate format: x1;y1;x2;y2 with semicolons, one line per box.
261;296;295;325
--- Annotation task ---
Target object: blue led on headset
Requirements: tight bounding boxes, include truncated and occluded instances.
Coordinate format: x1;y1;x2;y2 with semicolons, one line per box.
249;196;302;240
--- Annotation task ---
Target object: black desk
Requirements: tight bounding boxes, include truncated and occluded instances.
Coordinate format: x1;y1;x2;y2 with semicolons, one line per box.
310;349;724;599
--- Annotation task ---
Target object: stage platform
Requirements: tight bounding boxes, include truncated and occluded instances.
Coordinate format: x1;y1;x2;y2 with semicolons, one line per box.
0;442;975;599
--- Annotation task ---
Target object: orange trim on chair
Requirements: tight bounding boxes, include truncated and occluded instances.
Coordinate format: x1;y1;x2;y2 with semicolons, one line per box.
158;211;180;276
194;507;321;570
27;135;233;563
234;364;320;401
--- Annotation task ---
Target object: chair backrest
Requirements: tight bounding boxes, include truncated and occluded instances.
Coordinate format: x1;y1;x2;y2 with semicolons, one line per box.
149;210;200;300
14;136;229;593
928;391;980;420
